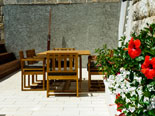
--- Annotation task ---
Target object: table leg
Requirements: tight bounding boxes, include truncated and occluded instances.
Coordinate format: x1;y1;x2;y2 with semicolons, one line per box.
79;55;82;81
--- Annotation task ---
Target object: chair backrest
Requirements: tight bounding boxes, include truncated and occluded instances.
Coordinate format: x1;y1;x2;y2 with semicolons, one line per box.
53;48;75;51
26;49;36;65
46;52;78;74
19;51;25;67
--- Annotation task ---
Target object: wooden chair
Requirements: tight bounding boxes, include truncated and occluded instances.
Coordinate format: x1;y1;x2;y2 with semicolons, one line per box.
88;55;104;91
26;49;42;83
53;48;75;51
26;49;38;65
88;50;113;91
19;51;46;91
46;52;79;97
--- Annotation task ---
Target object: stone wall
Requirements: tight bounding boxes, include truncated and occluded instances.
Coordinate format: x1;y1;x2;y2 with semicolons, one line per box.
4;0;120;5
3;2;120;67
0;0;4;42
124;0;155;40
132;0;155;34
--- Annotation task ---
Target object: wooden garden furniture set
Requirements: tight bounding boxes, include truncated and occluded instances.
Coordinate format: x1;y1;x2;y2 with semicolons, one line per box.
19;48;104;97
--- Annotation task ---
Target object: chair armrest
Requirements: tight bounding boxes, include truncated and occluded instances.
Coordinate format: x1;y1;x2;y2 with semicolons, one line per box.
88;55;97;61
21;58;44;62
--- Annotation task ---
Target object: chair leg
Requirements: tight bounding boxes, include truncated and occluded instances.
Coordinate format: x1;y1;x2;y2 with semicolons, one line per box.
28;75;30;88
76;78;79;97
47;78;49;97
88;73;91;91
36;74;38;81
21;73;23;91
24;75;27;88
32;75;35;84
43;73;45;90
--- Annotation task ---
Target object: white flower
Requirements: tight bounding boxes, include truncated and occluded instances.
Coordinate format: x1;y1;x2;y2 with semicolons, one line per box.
129;106;136;112
144;97;149;102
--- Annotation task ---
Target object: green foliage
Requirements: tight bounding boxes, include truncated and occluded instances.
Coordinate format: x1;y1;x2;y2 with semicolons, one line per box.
96;23;155;115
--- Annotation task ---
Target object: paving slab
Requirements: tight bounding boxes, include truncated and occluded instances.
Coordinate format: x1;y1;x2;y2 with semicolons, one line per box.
0;68;110;116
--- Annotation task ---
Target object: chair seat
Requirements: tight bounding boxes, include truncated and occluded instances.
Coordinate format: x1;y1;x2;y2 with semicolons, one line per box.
24;65;43;69
24;70;43;72
48;72;76;76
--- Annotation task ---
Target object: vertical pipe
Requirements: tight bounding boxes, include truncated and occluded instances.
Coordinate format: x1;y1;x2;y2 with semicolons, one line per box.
47;8;51;50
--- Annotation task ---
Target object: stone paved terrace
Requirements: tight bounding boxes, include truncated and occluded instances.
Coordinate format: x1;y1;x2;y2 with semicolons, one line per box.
0;68;110;116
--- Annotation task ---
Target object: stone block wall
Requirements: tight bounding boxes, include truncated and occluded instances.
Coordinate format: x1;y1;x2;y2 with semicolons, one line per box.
132;0;155;34
4;0;120;5
0;0;4;41
125;0;155;40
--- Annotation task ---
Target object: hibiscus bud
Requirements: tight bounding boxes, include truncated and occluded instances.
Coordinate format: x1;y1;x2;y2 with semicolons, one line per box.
149;26;153;33
124;48;128;51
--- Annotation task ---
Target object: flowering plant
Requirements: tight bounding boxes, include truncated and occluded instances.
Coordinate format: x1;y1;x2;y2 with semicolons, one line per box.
96;23;155;115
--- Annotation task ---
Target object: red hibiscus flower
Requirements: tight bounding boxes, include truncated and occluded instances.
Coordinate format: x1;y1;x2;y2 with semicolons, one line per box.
119;113;126;116
141;56;155;79
116;93;120;99
128;37;141;59
116;94;122;112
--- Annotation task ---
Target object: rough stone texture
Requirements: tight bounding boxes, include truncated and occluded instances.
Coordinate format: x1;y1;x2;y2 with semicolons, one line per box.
16;0;32;4
71;0;86;3
132;0;155;33
46;0;58;4
58;0;70;4
133;0;149;21
0;7;2;15
4;0;17;4
124;0;155;39
132;0;155;21
132;0;140;5
0;1;4;41
0;0;4;5
0;16;3;22
4;0;120;5
132;16;155;34
149;0;155;17
3;3;120;67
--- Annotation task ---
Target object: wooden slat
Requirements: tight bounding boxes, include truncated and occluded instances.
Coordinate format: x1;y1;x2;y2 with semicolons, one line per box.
38;50;90;56
58;54;61;71
28;75;30;87
52;54;55;71
23;68;43;70
46;54;50;72
69;55;73;71
21;58;44;61
75;55;78;72
48;75;77;79
48;70;76;73
64;55;67;71
53;48;75;51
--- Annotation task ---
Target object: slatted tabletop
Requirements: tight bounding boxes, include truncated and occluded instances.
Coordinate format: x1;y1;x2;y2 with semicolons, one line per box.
37;50;90;56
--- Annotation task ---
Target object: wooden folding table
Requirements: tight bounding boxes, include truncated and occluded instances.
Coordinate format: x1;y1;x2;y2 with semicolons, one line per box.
37;50;91;81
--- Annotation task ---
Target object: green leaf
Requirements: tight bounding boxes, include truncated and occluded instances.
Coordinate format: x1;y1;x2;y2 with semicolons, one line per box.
130;95;136;101
135;56;144;62
144;91;151;97
129;71;134;82
148;110;155;115
126;93;131;98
